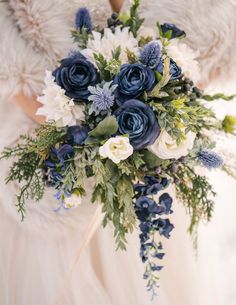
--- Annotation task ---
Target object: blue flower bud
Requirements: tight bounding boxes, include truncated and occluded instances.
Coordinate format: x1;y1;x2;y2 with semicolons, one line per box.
140;41;162;68
198;149;223;169
75;7;93;31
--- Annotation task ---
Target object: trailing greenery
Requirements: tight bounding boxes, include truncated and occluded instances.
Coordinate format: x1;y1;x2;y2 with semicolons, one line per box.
169;163;215;236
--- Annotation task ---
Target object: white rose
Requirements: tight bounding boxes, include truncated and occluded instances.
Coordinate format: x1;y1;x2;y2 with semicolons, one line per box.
64;193;82;209
99;136;133;164
149;130;196;160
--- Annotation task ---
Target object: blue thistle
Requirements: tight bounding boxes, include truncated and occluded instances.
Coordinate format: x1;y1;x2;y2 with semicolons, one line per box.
88;82;117;112
75;7;93;31
198;149;223;169
140;41;162;68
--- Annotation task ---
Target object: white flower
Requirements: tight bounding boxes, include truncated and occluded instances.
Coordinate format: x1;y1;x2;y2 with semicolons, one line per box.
99;136;134;164
36;71;85;127
81;27;139;64
167;41;200;83
64;193;82;209
149;130;196;160
138;26;157;40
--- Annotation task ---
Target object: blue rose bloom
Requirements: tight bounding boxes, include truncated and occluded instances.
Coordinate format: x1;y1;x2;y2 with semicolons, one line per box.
53;53;99;101
67;126;89;145
152;218;174;238
160;23;186;39
114;63;156;103
114;99;160;150
156;58;182;80
135;196;159;221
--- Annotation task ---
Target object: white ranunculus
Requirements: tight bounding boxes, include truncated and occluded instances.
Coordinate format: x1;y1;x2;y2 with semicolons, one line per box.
167;41;200;83
149;130;196;160
64;193;82;209
99;136;134;164
137;26;157;40
81;27;139;64
36;71;85;127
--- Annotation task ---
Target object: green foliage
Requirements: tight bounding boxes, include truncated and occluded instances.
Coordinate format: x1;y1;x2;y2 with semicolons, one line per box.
126;48;139;64
123;0;144;37
1;136;44;220
94;50;122;81
141;150;164;169
33;123;66;158
150;96;216;142
202;93;236;101
170;163;216;238
116;176;136;229
149;58;171;97
71;28;90;49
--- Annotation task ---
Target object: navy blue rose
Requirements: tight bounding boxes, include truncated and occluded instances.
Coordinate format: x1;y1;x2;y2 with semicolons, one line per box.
160;23;186;39
67;126;88;145
156;58;182;80
114;63;156;103
53;53;99;101
114;99;160;150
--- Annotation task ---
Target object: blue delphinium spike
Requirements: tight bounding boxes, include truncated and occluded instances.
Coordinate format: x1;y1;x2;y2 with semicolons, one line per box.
198;149;223;169
140;41;162;68
75;7;93;31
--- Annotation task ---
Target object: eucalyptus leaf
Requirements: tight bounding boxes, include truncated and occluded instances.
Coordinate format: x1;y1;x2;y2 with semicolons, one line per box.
88;116;118;139
141;149;163;168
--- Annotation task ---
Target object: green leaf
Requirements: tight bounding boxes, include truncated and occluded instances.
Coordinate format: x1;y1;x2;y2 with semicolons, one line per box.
88;116;118;139
202;93;236;101
116;176;136;229
141;150;163;168
132;152;145;169
149;57;171;97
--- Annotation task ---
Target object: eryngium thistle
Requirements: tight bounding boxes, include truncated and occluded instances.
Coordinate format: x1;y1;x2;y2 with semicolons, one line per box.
75;8;93;31
140;41;162;68
88;82;117;111
198;149;223;169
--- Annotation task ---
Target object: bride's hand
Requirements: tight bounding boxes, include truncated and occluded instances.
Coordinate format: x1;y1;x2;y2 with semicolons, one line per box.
109;0;124;12
197;67;221;90
12;93;45;124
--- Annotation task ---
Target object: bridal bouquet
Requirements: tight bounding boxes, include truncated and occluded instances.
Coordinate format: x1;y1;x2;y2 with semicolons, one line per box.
2;0;236;297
